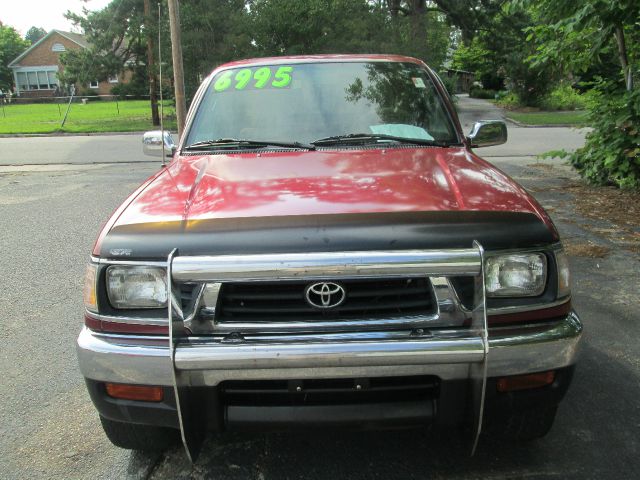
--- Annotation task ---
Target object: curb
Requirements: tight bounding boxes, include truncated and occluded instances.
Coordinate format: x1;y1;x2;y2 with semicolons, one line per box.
0;131;156;138
505;116;588;129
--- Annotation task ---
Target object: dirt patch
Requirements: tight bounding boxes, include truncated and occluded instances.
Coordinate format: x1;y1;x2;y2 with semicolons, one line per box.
527;173;640;255
567;184;640;230
538;182;640;255
564;240;611;258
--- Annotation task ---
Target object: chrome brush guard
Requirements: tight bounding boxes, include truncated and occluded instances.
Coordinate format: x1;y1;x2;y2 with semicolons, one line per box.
166;242;488;462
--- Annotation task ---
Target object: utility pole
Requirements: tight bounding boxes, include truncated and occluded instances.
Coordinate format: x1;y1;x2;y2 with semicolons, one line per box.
144;0;160;126
167;0;187;136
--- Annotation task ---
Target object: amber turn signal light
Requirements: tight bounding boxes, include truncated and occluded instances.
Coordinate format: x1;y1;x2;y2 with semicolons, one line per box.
105;383;164;402
496;371;556;392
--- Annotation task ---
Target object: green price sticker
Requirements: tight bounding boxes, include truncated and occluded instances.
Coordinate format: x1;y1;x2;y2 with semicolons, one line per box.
213;70;232;92
213;66;293;92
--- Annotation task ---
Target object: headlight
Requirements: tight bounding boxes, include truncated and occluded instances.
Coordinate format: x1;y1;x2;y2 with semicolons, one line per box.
106;266;168;309
485;253;547;297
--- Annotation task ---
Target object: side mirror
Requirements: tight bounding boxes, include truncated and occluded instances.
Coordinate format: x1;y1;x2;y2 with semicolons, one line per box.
467;120;507;148
143;130;176;158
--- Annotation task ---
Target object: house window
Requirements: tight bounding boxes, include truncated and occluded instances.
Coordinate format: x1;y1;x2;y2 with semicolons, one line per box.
47;71;58;88
37;71;49;89
52;43;66;52
17;72;28;91
89;80;99;89
27;71;39;90
108;75;118;84
15;69;58;91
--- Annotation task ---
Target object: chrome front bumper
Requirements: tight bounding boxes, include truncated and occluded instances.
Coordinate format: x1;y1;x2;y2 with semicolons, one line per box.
77;311;582;386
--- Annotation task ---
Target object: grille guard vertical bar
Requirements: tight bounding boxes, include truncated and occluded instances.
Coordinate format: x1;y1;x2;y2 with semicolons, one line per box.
168;248;206;463
470;240;489;455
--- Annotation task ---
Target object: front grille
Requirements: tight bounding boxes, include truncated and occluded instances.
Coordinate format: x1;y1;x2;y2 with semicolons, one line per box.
180;283;198;311
449;277;474;310
216;277;436;323
221;376;440;406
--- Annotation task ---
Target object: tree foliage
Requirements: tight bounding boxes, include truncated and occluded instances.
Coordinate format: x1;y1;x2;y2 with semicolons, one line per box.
449;1;559;105
248;0;451;67
248;0;389;56
526;0;639;188
61;0;146;87
25;26;47;45
178;0;252;100
524;0;638;91
0;24;29;90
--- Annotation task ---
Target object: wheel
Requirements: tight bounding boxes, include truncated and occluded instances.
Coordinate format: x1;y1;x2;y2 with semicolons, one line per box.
99;415;180;451
487;405;558;441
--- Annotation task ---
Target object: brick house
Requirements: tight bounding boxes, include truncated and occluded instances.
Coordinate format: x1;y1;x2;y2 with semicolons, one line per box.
8;29;130;98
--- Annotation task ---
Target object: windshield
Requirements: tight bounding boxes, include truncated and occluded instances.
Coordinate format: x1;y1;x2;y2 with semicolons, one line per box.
185;61;458;148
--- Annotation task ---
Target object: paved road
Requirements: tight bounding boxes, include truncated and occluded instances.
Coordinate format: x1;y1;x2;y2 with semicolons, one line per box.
0;97;638;479
0;134;147;166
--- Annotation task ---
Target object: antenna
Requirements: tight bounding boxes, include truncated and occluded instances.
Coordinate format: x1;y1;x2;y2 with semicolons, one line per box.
158;2;166;167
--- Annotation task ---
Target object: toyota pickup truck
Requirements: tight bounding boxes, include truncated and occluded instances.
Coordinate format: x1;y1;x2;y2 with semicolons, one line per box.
77;55;582;461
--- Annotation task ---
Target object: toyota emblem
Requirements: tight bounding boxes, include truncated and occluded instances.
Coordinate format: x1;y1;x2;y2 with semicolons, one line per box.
304;282;346;309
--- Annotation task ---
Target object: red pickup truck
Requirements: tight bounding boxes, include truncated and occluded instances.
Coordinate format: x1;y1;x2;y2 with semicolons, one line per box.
78;55;582;461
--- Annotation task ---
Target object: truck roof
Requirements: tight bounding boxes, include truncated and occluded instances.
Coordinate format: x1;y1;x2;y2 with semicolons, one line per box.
217;54;425;72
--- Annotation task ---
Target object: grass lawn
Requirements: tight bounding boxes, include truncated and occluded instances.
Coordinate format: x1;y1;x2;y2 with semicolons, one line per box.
0;100;176;134
506;110;589;126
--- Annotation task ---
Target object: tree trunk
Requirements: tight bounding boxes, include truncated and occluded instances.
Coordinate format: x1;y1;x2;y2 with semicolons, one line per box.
388;0;401;17
144;0;160;126
410;0;426;60
615;24;633;91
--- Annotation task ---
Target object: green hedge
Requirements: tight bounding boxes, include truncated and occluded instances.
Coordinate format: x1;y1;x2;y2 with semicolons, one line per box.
469;87;498;99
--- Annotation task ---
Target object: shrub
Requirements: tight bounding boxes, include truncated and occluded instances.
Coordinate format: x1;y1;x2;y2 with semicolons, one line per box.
111;81;148;99
78;88;99;98
495;91;523;109
469;87;498;99
539;83;589;111
547;85;640;189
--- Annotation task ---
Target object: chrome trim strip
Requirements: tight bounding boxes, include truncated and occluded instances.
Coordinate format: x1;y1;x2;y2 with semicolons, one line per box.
86;310;169;326
211;315;444;334
483;243;564;257
92;256;167;267
487;297;571;316
171;249;482;283
175;336;485;370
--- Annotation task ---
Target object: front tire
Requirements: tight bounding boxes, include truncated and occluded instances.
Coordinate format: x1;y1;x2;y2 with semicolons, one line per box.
100;416;180;451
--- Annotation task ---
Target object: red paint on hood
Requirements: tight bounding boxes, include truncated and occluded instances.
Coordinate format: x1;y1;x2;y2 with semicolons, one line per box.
109;147;555;235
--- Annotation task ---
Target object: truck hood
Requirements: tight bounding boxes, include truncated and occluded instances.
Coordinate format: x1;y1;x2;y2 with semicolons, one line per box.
116;148;546;224
97;147;557;257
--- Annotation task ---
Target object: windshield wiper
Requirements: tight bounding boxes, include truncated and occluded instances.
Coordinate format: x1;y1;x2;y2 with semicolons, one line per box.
183;138;315;151
311;133;452;147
